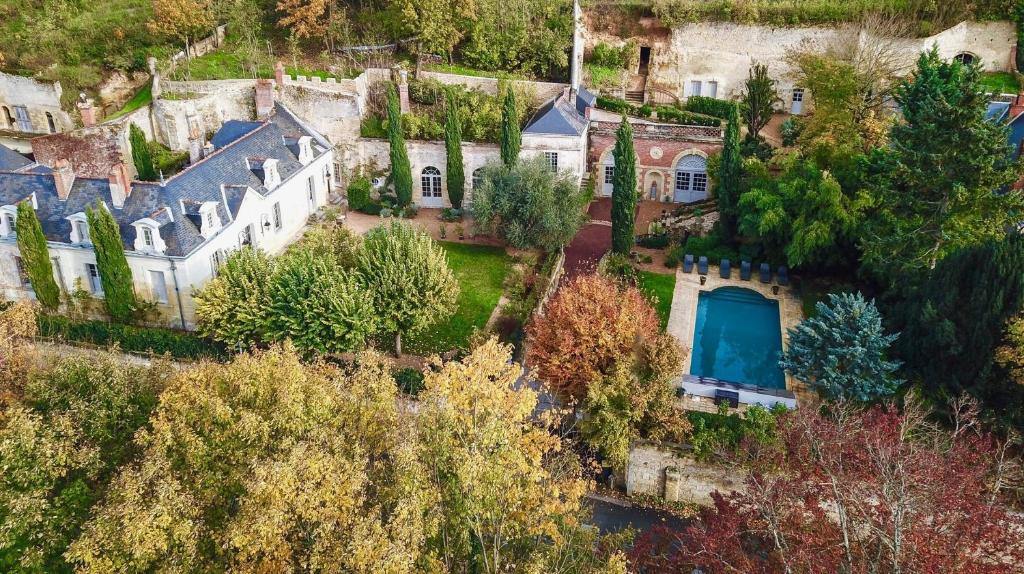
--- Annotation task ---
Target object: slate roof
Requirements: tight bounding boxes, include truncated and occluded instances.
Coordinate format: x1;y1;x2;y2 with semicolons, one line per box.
0;144;31;171
1009;112;1024;159
523;87;593;137
986;101;1010;122
210;120;263;149
0;103;329;257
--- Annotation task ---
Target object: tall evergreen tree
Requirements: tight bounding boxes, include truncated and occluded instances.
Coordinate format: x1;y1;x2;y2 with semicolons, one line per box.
500;88;521;168
14;201;60;309
129;123;156;181
780;292;901;402
717;103;742;241
740;63;776;141
610;116;637;255
386;84;413;207
444;88;465;209
897;233;1024;430
86;204;136;322
862;48;1022;280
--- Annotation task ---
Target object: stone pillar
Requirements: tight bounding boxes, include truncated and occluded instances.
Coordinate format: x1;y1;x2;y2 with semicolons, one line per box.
148;57;162;98
108;163;131;208
53;159;76;200
255;79;274;119
398;70;410;114
274;61;285;92
77;97;96;127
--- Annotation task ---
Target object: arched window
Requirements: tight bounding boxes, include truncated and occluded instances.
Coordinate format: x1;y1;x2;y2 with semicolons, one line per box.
1;107;12;128
673;154;708;203
421;166;442;199
472;168;484;190
954;52;976;66
45;112;56;134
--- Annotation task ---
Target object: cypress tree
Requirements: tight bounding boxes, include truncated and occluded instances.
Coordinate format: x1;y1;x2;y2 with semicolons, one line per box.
387;84;413;207
717;103;742;241
444;88;465;209
86;203;136;322
500;88;521;168
129;123;156;181
611;115;637;255
14;201;60;309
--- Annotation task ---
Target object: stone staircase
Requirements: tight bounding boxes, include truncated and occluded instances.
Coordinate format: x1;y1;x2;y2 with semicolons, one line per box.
624;90;644;104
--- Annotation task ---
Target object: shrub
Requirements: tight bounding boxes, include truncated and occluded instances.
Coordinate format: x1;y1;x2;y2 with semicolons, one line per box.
740;134;775;161
36;315;226;360
664;245;682;268
780;116;803;146
682;232;741;263
379;207;393;218
654;106;722;127
590;42;626;68
637;233;670;249
346;177;372;211
359;202;383;216
440;207;463;222
394;367;425;395
600;252;638;282
685;96;737;119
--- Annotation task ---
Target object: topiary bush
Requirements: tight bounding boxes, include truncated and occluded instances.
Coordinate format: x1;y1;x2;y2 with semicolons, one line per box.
346;177;372;211
685;96;737;119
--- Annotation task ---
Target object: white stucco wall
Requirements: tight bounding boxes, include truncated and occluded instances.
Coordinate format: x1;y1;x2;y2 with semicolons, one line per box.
521;129;589;182
0;149;334;329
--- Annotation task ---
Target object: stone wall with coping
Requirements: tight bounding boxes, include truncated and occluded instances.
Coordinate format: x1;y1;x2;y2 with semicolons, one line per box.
417;71;567;107
626;441;745;505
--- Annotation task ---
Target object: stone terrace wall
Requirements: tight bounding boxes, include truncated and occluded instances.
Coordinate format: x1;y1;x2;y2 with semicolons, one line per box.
418;71;567;106
626;442;745;505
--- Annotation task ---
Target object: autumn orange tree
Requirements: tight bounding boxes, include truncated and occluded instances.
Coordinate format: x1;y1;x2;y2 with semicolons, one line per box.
148;0;214;45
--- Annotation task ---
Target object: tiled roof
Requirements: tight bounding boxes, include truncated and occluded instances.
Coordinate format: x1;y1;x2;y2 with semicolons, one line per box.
523;87;592;137
0;144;31;171
0;103;328;257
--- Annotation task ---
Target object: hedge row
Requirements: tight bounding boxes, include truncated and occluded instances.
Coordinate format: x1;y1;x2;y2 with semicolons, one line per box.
595;95;722;128
37;315;227;361
685;95;738;119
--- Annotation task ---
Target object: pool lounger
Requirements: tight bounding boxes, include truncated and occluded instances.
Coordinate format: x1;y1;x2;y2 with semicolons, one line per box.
683;253;694;273
720;258;731;279
740;260;752;281
698;256;709;275
777;266;789;286
759;262;771;283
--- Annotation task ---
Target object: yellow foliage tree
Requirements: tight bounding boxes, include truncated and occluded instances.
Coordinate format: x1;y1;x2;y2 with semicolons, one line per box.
148;0;215;43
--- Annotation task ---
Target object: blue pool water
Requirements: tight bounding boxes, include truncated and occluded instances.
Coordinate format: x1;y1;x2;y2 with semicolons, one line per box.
690;287;785;389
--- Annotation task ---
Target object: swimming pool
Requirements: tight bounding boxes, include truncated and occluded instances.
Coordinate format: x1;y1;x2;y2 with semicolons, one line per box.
690;286;786;389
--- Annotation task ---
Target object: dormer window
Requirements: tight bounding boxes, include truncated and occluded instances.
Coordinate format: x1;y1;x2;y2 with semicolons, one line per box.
67;212;90;245
131;218;167;254
0;207;16;238
262;158;280;189
297;136;313;165
198;202;222;238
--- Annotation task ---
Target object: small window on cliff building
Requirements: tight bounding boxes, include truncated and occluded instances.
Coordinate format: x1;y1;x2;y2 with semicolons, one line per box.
46;112;56;133
954;52;976;66
1;107;12;129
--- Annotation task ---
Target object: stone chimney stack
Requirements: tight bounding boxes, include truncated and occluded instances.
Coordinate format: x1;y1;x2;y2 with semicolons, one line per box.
77;94;96;127
53;159;76;200
255;79;274;119
275;61;286;92
398;70;410;114
108;163;131;208
569;0;583;100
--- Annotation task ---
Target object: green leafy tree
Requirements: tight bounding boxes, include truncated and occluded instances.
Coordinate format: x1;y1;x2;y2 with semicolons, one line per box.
0;352;170;574
862;48;1023;280
500;88;521;167
471;157;588;251
128;124;156;181
14;201;60;310
611;116;637;255
85;204;136;322
740;63;776;142
357;221;458;356
193;247;275;348
266;250;376;356
717;103;742;241
897;233;1024;430
444;88;466;209
738;155;859;268
387;83;413;207
780;292;901;402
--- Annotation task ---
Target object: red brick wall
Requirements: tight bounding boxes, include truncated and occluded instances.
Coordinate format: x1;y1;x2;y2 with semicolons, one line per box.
588;133;721;171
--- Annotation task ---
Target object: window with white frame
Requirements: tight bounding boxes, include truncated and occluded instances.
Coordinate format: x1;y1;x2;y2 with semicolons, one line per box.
273;202;282;230
239;224;253;248
689;80;702;97
210;249;227;276
86;263;102;294
1;210;15;238
604;165;615;185
333;162;343;186
544;152;559;171
73;220;90;244
149;270;168;304
421;166;442;198
707;81;718;98
141;226;154;249
13;256;29;286
13;106;31;131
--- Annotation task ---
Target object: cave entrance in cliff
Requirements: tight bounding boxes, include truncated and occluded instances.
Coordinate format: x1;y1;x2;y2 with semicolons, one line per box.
639;46;651;75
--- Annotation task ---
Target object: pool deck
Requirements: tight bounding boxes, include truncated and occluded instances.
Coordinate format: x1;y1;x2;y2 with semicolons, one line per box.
667;266;813;403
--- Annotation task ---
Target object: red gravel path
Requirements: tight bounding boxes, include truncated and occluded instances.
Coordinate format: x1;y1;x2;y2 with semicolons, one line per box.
563;223;611;279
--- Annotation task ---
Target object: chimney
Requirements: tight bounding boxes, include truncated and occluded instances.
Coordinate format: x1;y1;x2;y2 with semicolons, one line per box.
398;70;410;114
108;163;131;208
569;0;583;100
275;61;286;91
53;159;76;200
255;79;274;119
77;95;96;127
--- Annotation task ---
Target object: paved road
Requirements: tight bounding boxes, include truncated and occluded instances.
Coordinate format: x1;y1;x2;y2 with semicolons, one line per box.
586;496;690;535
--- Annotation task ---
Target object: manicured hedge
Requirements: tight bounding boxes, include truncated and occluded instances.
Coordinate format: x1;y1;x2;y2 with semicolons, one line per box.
596;95;651;118
654;106;722;127
37;315;227;361
685;96;738;120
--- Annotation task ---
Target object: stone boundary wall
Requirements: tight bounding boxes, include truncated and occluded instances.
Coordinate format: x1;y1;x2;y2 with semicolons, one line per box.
418;71;567;106
626;441;745;505
166;25;226;72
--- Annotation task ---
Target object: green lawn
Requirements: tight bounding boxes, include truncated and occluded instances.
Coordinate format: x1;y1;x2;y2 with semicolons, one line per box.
425;63;531;81
980;72;1019;95
402;242;512;355
637;271;676;330
107;82;152;121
